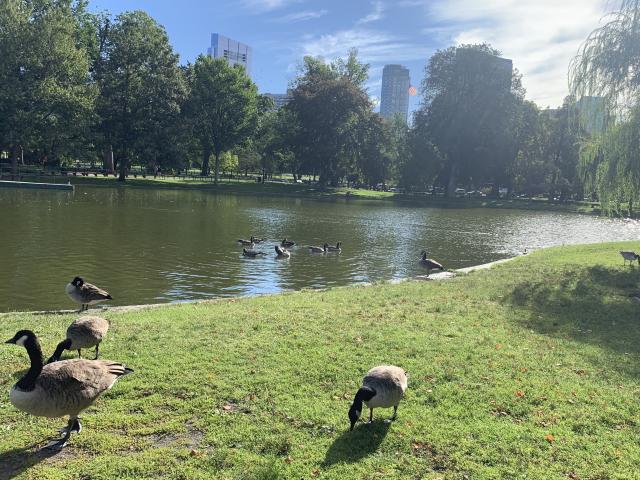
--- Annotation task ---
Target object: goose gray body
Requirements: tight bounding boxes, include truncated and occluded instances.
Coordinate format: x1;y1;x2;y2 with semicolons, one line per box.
326;242;342;253
275;245;291;258
419;251;444;273
362;366;408;409
5;330;132;449
10;359;129;418
281;238;295;248
348;365;408;430
620;251;639;265
48;316;109;362
243;248;265;258
66;277;112;312
309;243;328;253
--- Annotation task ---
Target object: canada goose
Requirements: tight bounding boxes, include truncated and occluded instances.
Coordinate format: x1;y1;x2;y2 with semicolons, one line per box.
281;238;295;248
47;316;109;363
242;248;266;258
252;237;265;243
348;365;408;431
4;330;133;449
419;251;445;275
620;251;639;265
66;277;112;312
237;236;255;247
275;245;291;258
309;243;328;254
326;242;342;253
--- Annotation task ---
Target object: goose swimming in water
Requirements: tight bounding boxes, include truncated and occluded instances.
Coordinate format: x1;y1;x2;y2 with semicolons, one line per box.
47;316;110;363
308;243;328;254
326;242;342;253
65;277;112;312
419;251;445;275
275;245;291;258
348;365;408;431
243;248;266;258
281;238;296;248
237;236;255;247
5;330;133;449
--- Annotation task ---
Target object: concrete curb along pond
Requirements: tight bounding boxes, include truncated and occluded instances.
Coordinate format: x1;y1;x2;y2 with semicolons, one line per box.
0;255;525;317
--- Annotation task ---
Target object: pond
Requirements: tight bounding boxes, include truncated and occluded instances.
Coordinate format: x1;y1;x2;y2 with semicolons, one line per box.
1;186;639;312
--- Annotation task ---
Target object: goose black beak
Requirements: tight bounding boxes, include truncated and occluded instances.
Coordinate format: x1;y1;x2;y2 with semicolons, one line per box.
5;338;15;344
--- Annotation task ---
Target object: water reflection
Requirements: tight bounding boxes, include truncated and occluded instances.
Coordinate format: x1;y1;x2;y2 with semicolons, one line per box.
1;186;638;311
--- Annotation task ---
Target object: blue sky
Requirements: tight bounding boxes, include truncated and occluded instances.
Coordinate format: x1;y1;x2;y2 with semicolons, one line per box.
91;0;609;112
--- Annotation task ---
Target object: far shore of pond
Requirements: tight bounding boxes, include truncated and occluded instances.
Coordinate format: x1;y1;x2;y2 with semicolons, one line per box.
21;173;607;215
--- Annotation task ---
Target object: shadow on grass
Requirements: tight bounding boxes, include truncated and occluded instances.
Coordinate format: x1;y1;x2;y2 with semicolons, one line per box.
505;265;640;374
0;443;63;479
322;420;391;466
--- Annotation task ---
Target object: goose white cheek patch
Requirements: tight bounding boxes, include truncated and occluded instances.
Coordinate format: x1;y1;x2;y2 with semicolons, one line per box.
16;335;28;346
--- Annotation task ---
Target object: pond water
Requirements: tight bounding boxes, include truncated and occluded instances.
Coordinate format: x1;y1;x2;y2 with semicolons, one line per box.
1;186;639;312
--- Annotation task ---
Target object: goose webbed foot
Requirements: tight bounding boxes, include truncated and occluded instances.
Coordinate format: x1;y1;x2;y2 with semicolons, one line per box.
388;406;398;422
47;418;80;450
366;408;373;424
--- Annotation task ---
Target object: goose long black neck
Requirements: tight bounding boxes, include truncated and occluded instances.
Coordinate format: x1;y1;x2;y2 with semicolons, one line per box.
16;337;44;391
352;386;376;409
46;338;72;365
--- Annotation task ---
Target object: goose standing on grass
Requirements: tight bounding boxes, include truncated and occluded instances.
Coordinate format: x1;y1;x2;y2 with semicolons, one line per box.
237;236;255;247
620;250;639;265
419;251;445;275
47;316;109;363
281;238;295;248
326;242;342;253
243;248;266;258
4;330;133;449
348;365;408;431
308;243;328;254
275;245;291;258
66;277;112;312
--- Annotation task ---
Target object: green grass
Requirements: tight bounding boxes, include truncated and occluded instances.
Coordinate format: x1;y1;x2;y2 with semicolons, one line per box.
26;174;606;214
1;242;640;479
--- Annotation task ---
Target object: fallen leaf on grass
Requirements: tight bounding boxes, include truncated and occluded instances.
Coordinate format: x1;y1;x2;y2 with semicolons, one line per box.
516;391;525;398
545;434;555;443
311;469;320;477
284;456;293;464
495;344;503;350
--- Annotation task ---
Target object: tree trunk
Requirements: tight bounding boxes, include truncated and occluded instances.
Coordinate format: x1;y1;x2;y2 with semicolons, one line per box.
214;152;220;185
201;147;211;176
446;162;458;198
118;157;127;181
103;145;114;173
11;144;19;175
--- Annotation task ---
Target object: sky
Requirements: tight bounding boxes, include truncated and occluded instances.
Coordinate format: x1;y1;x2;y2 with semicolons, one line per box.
90;0;611;113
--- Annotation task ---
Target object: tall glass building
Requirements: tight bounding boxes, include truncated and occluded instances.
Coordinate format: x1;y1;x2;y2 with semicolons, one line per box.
380;64;410;122
207;34;252;75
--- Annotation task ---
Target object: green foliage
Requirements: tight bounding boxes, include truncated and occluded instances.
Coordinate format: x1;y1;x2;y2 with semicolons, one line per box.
570;0;640;214
95;11;185;180
185;55;259;182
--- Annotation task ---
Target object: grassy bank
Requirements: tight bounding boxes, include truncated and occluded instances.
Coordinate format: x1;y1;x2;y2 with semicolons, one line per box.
48;175;603;215
1;242;639;479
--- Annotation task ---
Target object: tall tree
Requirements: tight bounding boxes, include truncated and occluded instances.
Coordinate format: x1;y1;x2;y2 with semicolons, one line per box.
570;0;640;214
0;0;95;172
96;11;184;181
185;55;258;183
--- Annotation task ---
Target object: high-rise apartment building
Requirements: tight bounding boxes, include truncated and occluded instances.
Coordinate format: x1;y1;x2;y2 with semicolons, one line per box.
207;34;252;75
380;64;411;122
264;93;292;110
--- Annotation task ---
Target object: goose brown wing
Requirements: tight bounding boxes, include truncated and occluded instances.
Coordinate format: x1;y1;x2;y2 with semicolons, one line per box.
80;282;112;302
68;316;109;340
39;360;130;401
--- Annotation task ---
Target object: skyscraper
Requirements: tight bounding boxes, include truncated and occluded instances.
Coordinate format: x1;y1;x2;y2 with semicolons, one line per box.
207;34;252;75
380;65;410;122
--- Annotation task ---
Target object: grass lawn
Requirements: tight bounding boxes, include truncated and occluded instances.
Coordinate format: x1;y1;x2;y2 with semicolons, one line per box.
44;174;605;215
1;242;639;479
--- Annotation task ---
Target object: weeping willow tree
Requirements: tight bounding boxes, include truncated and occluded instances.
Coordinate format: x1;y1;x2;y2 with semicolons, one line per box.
569;0;640;215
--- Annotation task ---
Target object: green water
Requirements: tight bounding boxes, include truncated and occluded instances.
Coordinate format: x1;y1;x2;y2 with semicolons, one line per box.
1;186;638;312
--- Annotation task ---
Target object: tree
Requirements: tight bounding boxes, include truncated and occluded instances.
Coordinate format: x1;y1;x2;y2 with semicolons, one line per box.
185;55;259;183
570;0;640;214
285;53;374;186
95;11;185;181
416;44;524;197
0;0;95;172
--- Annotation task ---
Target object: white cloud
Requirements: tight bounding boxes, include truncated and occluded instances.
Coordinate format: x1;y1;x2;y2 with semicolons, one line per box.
240;0;302;12
426;0;609;107
274;9;328;23
357;1;386;25
300;28;430;64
